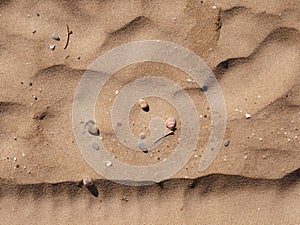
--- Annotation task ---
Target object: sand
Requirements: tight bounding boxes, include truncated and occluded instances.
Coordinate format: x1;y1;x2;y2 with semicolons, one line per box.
0;0;300;224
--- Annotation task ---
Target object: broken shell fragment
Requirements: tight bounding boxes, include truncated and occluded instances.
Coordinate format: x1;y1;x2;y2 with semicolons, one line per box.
138;98;149;110
86;120;99;136
166;118;176;130
83;177;93;187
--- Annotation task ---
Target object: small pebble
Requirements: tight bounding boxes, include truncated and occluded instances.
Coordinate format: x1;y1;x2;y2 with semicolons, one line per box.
13;157;17;162
86;120;99;136
105;161;112;167
50;45;55;51
259;138;263;141
51;34;60;41
92;142;99;150
245;113;251;119
139;132;146;139
83;177;93;187
138;98;148;110
212;5;217;9
224;139;230;147
115;90;119;95
138;141;148;153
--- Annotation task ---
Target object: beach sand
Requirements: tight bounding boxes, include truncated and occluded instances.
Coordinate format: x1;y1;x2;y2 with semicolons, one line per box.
0;0;300;224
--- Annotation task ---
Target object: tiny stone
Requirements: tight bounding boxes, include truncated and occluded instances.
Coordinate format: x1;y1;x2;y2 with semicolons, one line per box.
138;98;148;110
212;5;217;9
92;142;99;150
22;153;26;157
163;158;167;162
105;161;112;167
139;132;146;139
32;30;36;34
50;45;55;51
262;155;266;159
83;177;93;187
115;90;119;95
244;155;248;160
138;141;148;153
13;157;17;162
245;113;251;119
36;12;40;17
259;138;263;141
51;34;60;41
224;139;230;147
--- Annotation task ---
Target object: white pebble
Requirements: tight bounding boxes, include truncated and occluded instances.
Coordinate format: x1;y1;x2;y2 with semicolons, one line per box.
212;5;217;9
50;45;55;51
105;161;112;167
259;138;263;141
245;113;251;119
115;90;119;95
13;157;17;162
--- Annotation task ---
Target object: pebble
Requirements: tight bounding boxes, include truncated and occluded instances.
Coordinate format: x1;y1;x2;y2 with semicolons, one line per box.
50;45;55;51
139;132;146;139
92;142;99;150
224;139;230;147
245;113;251;119
13;157;17;162
166;118;176;130
83;177;93;187
138;141;148;153
86;120;99;136
105;161;112;167
138;98;148;110
115;90;119;95
51;34;60;41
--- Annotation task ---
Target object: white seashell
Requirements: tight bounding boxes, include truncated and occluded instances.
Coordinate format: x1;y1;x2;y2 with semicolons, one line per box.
138;98;148;110
166;118;176;130
83;177;93;187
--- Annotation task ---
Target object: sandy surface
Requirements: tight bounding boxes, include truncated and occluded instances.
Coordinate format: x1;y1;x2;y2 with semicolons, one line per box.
0;0;300;224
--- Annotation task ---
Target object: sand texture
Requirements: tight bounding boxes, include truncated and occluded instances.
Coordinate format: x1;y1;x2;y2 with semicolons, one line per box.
0;0;300;224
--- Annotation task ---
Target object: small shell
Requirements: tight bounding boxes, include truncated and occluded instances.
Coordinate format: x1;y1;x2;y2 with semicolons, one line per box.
166;118;176;130
86;120;99;136
83;177;93;187
51;34;60;41
138;141;148;153
138;98;148;110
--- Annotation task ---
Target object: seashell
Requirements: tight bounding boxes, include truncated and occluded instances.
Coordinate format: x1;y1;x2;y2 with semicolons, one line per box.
51;34;60;41
138;141;148;153
166;118;176;130
86;120;99;136
83;177;93;187
224;139;230;147
138;98;149;110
